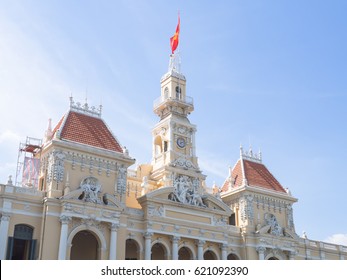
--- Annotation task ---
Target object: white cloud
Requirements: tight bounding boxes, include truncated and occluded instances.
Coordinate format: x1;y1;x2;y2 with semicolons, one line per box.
324;234;347;246
198;151;230;187
0;130;20;144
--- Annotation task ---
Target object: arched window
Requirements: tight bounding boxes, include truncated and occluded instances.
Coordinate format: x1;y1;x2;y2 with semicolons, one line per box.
178;247;193;260
7;224;36;260
151;243;167;260
154;136;163;156
70;230;99;260
125;239;140;260
227;253;240;260
204;250;217;260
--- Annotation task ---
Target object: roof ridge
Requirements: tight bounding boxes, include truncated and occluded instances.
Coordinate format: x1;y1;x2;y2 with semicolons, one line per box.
52;112;68;139
99;115;124;153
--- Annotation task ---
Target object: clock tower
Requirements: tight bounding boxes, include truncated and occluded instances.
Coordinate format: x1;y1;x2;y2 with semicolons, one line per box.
151;54;206;190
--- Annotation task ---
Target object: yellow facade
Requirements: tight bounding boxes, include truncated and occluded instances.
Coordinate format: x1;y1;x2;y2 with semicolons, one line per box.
0;55;346;260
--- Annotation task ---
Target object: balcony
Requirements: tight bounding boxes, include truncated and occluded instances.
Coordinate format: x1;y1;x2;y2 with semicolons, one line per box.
153;95;194;108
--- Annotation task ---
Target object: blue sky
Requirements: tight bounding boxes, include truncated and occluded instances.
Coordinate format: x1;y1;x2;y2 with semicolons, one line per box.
0;1;346;245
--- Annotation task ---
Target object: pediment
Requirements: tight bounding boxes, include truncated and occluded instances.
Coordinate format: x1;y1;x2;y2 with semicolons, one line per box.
60;188;123;209
255;213;298;240
138;186;232;215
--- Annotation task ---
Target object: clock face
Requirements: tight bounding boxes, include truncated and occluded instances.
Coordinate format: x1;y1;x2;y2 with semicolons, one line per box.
177;137;186;148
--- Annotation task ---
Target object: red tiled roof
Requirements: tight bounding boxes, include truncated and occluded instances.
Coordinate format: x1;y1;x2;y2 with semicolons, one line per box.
221;158;286;193
53;111;123;153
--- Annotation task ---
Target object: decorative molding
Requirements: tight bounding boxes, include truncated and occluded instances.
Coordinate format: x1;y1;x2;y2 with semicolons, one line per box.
256;246;266;254
65;152;118;174
60;215;72;224
196;240;205;247
286;204;295;230
70;217;106;235
171;158;197;170
171;236;181;243
110;223;119;231
169;175;206;207
15;187;41;196
240;146;262;163
47;150;65;183
239;195;254;225
265;213;283;236
143;232;153;239
116;165;127;195
1;213;11;222
147;205;164;217
79;177;102;204
212;216;227;226
69;96;102;118
125;207;144;217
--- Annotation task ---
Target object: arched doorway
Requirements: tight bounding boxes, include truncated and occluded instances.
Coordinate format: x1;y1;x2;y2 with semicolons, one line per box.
151;243;167;260
125;239;140;260
70;230;99;260
268;257;279;260
7;224;36;260
178;246;193;260
204;250;217;260
227;253;240;260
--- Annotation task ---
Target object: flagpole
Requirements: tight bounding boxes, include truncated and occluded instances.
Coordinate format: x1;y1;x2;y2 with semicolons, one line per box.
176;12;181;101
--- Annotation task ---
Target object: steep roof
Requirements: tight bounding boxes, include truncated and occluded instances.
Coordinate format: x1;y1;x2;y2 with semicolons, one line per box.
221;156;286;194
52;110;123;153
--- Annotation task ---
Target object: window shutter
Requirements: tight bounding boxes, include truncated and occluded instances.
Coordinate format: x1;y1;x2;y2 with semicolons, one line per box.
29;239;37;260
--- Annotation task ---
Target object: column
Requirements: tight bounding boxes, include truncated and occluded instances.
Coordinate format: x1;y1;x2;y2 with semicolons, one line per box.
171;236;180;260
256;246;266;260
220;243;228;260
144;232;153;260
58;215;71;260
191;130;196;157
109;223;119;260
0;213;11;260
196;240;205;260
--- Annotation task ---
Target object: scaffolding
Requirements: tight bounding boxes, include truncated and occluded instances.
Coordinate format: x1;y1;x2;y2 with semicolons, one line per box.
15;136;42;187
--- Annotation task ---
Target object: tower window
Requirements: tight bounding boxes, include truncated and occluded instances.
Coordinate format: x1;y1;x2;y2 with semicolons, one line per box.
164;87;169;99
163;141;168;152
229;213;236;226
175;86;182;100
154;135;163;155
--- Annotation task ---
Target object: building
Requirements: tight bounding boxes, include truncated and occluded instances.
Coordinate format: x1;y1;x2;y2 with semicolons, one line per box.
0;54;346;260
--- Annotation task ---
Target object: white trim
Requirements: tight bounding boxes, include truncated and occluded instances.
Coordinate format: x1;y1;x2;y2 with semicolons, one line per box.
0;208;42;218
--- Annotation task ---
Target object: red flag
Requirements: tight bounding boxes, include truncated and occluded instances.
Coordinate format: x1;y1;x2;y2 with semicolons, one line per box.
170;15;180;54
